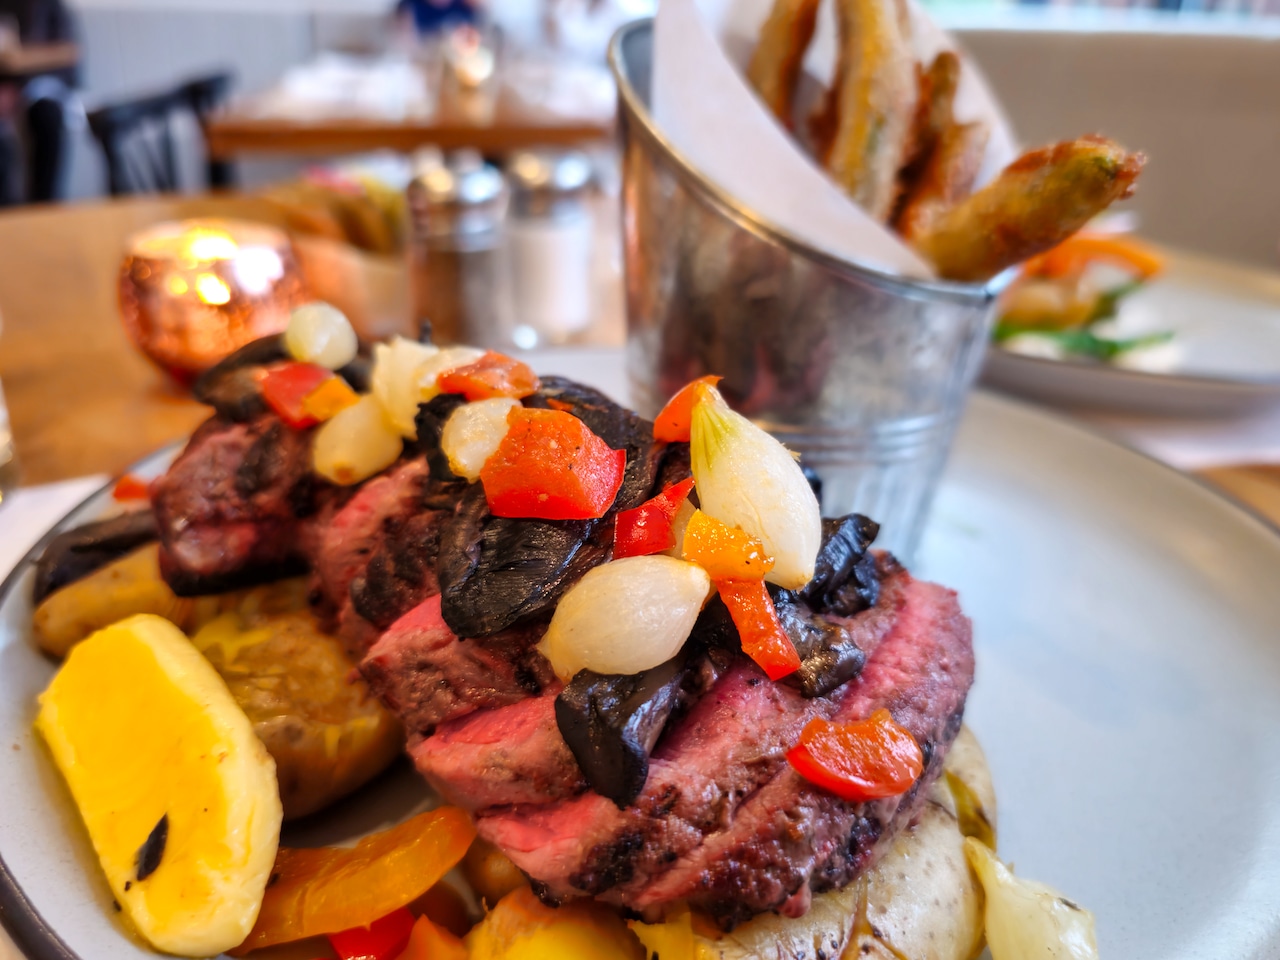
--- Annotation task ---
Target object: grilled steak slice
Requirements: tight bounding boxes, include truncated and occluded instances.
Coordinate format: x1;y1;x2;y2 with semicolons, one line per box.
152;414;318;595
307;458;459;656
410;691;586;809
474;571;972;927
359;594;556;735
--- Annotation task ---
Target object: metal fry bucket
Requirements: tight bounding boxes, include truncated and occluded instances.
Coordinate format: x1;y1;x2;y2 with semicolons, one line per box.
609;19;1003;562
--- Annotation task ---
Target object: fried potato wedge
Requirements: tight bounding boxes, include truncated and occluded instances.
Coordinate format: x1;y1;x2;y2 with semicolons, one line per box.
819;0;919;221
913;136;1146;281
896;120;990;243
747;0;821;127
692;725;995;960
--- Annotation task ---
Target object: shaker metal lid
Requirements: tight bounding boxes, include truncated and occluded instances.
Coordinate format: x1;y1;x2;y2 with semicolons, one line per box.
412;149;505;207
507;150;593;197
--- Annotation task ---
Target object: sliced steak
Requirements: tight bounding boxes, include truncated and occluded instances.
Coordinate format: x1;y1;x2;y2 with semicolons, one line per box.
409;690;586;810
152;414;318;594
474;572;973;927
359;593;556;735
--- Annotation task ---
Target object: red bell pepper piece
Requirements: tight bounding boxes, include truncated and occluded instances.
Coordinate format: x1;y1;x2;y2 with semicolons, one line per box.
111;474;150;501
259;361;334;429
480;407;626;520
653;375;723;443
328;908;416;960
438;351;541;401
716;579;800;681
612;477;695;559
395;915;468;960
786;709;924;803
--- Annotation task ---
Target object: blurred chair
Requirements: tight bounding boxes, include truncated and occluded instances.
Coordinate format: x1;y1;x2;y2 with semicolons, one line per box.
87;71;234;195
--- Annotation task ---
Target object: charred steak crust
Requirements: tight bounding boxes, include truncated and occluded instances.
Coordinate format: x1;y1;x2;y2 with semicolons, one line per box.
151;413;320;595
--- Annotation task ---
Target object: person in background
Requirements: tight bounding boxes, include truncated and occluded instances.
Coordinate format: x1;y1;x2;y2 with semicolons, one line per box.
396;0;480;36
0;0;79;205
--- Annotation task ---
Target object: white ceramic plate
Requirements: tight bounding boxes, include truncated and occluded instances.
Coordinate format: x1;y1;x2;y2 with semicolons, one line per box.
981;250;1280;415
3;390;1280;960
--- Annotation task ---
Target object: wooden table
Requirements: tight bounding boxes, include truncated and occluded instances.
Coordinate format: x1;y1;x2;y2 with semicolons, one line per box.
206;74;613;160
1;196;1279;531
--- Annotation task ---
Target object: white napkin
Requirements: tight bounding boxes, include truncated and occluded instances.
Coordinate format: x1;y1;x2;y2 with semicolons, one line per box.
0;476;106;578
651;0;1019;279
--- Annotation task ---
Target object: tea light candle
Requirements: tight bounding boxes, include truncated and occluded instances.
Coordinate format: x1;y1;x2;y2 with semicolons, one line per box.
119;219;310;382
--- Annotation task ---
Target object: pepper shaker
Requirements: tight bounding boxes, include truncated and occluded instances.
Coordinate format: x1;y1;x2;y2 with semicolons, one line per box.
407;150;509;347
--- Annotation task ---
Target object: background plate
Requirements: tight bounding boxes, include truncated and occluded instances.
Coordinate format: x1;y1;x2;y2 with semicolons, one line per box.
982;249;1280;415
3;383;1280;960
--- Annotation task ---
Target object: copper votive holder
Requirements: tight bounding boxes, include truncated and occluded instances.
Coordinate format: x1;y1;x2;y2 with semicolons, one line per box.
119;219;311;383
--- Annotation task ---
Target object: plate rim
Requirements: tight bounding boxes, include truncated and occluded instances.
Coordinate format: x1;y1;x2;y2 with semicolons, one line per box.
3;399;1280;960
986;343;1280;392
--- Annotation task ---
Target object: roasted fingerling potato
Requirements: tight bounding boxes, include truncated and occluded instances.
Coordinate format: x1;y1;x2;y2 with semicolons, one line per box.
912;136;1146;282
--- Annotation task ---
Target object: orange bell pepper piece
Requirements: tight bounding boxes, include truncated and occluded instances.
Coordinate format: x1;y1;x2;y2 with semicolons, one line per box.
232;807;476;954
786;709;924;802
716;579;800;681
681;510;774;581
438;351;541;401
653;375;723;443
397;915;468;960
301;375;360;422
480;407;626;521
1022;232;1165;282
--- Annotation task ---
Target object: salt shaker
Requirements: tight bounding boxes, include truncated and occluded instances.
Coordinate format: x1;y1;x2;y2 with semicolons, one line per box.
505;150;595;346
407;150;509;347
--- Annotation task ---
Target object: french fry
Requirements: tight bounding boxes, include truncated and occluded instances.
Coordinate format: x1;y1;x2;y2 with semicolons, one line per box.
820;0;918;222
747;0;821;128
895;120;989;243
912;136;1146;282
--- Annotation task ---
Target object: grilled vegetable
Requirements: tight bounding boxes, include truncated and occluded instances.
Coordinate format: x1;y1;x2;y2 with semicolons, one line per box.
912;137;1146;282
690;382;820;590
440;397;520;481
438;350;540;401
258;361;334;429
555;645;728;808
821;0;918;221
462;839;528;906
964;838;1099;960
398;914;468;960
538;555;711;680
328;908;416;960
466;886;643;960
717;578;801;680
746;0;820;126
612;477;696;560
786;708;924;801
235;807;475;953
191;335;287;422
284;302;359;370
312;394;404;485
479;407;626;521
33;509;158;605
653;375;721;444
37;615;282;957
300;375;360;423
682;509;774;581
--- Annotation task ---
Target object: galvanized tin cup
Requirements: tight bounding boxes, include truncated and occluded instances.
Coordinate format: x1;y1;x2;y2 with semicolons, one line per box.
609;20;1003;562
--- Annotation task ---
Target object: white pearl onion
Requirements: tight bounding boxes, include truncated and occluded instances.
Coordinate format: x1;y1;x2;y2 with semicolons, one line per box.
285;302;359;370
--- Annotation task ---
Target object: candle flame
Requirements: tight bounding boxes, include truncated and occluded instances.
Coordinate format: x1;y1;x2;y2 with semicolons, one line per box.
195;273;232;305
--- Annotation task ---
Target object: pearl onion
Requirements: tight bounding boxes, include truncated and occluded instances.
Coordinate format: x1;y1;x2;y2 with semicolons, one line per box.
285;302;358;370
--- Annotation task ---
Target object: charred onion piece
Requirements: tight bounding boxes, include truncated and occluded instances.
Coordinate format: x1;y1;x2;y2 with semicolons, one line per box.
33;509;159;604
555;646;730;809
